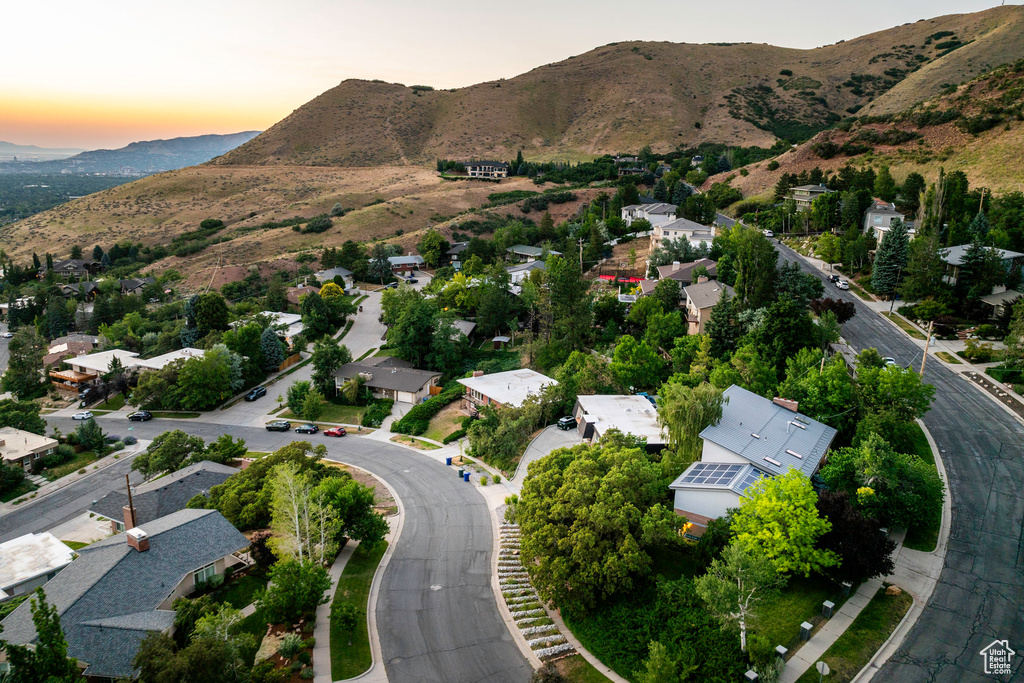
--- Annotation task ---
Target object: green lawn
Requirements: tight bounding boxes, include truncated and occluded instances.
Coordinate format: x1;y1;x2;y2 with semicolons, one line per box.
557;654;613;683
904;422;941;552
849;282;874;301
210;569;267;609
331;541;387;680
794;587;913;683
150;411;201;419
319;403;365;424
95;394;126;410
0;479;37;503
355;348;377;361
390;434;441;450
43;450;100;481
373;348;398;357
62;540;90;551
935;351;961;365
755;575;845;649
882;312;926;340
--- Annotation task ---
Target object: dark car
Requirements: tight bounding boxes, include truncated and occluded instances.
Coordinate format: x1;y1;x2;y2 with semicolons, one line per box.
556;416;577;430
245;386;267;402
828;274;841;283
265;420;291;432
127;411;152;422
295;423;319;434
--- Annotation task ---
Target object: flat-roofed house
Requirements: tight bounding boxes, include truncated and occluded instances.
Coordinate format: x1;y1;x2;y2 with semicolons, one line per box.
669;386;836;538
464;161;509;178
0;427;58;471
0;509;249;680
573;394;665;449
457;369;556;412
0;532;76;601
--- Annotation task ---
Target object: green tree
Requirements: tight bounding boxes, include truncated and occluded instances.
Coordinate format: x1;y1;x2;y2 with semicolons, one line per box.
265;276;287;312
301;291;332;339
310;337;352;395
194;292;230;337
74;417;105;452
657;381;726;478
871;219;909;297
1006;299;1024;369
475;266;514;338
776;260;825;307
857;365;935;423
815;232;841;267
176;347;237;410
900;231;947;302
315;475;389;546
1;327;45;399
732;226;778;309
547;255;593;353
609;335;666;392
777;349;858;433
2;589;80;682
301;387;324;422
651;278;681;311
260;326;286;370
426;314;469;375
732;469;838;576
387;296;436;366
417;230;450;268
518;434;685;613
287;380;312;416
873;166;897;203
708;344;777;398
746;297;816;372
254;559;331;624
132;429;207;477
0;398;46;435
705;291;740;356
634;641;696;683
205;434;248;465
694;541;784;652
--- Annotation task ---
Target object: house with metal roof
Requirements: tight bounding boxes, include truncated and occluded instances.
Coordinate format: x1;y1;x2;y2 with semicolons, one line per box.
90;461;238;534
333;356;441;404
670;385;837;538
0;532;76;602
0;509;249;680
683;281;734;334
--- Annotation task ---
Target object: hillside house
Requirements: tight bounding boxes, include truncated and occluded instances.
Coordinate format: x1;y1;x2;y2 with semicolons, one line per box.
506;260;547;286
119;277;156;295
66;349;140;378
43;334;98;369
59;281;98;299
669;386;837;538
464;161;509;178
506;245;561;263
0;427;58;471
388;254;425;275
573;394;665;450
651;217;715;251
942;245;1024;288
285;284;319;311
40;259;97;280
0;509;249;681
333;356;441;404
980;289;1023;319
133;347;204;372
656;259;717;285
684;281;734;334
621;203;677;229
457;369;556;412
315;266;353;286
787;184;834;212
0;533;76;602
445;241;470;269
90;461;237;533
863;200;906;242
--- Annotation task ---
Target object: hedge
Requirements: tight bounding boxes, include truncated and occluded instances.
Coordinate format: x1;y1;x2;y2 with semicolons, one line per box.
986;367;1024;384
390;383;464;436
361;399;394;428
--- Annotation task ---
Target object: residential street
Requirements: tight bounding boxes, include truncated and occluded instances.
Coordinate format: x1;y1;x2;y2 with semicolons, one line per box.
777;242;1024;683
0;322;10;376
34;415;532;683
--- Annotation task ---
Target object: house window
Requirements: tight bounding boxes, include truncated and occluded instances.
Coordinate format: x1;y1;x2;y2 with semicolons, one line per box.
194;563;216;585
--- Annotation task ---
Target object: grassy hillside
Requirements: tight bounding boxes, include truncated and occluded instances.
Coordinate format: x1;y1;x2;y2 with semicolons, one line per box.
704;59;1024;201
217;6;1024;166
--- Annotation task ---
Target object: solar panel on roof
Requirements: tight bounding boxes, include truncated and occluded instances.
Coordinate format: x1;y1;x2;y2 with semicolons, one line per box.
681;462;742;486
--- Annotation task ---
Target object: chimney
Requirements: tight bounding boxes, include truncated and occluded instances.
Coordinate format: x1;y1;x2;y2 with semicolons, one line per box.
127;527;149;552
697;276;709;284
773;397;799;412
122;504;137;531
473;370;484;377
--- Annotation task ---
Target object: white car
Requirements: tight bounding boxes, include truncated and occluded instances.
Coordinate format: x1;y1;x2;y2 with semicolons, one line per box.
883;357;898;367
1;332;12;339
72;411;94;420
762;230;774;238
835;280;850;290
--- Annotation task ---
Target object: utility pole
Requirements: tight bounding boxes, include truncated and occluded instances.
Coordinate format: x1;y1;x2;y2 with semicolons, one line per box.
578;237;584;271
920;320;934;375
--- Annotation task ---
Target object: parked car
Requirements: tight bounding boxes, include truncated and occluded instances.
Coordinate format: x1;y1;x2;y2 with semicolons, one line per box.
72;411;94;420
883;357;898;367
78;387;97;402
407;277;419;284
295;423;319;434
762;230;774;238
1;332;12;339
836;280;850;290
828;274;841;283
265;420;291;432
245;386;267;402
556;416;577;430
127;411;152;422
323;427;347;437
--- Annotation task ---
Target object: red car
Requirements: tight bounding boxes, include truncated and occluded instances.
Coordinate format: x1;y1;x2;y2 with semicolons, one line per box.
323;427;347;437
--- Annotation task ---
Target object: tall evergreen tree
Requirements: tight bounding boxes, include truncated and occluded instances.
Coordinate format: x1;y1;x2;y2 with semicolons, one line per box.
706;291;740;356
871;219;909;298
968;211;990;241
260;326;286;370
900;231;946;302
873;166;897;203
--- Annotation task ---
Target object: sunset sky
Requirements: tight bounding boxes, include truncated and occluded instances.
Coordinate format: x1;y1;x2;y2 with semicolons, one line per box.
3;0;1004;149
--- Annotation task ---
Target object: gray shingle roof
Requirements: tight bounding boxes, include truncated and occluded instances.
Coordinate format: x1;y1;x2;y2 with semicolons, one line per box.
942;244;1024;267
0;509;248;680
684;280;734;310
89;461;237;525
333;356;440;393
699;385;837;477
657;259;717;283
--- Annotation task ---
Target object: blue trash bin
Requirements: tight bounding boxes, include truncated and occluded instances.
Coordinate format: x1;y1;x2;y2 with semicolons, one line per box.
446;457;452;466
463;472;470;482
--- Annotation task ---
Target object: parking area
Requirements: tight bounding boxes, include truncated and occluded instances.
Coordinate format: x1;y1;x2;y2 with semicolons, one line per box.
508;424;582;491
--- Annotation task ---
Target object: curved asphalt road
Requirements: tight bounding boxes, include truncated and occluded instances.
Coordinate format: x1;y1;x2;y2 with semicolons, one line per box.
777;242;1024;682
29;417;531;683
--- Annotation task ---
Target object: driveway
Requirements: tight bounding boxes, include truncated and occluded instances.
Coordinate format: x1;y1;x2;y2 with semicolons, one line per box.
777;243;1024;683
0;322;10;375
509;425;582;492
39;416;532;683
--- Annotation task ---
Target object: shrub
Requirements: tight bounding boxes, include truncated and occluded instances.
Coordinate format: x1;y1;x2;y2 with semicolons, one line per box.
278;633;304;659
480;475;488;485
123;435;137;445
962;339;998;362
974;324;1003;340
112;441;125;451
493;474;501;484
361;399;394;427
300;669;314;680
767;160;780;171
303;637;316;649
297;651;311;665
289;661;302;673
442;429;467;444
